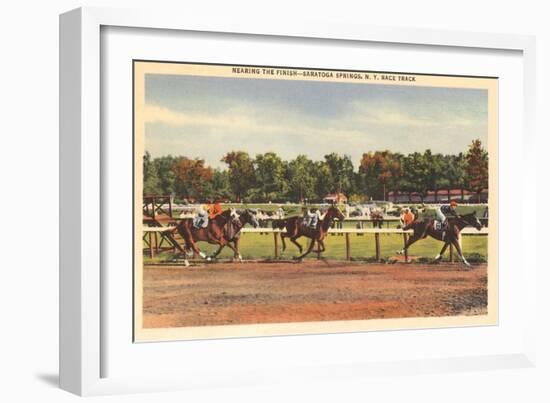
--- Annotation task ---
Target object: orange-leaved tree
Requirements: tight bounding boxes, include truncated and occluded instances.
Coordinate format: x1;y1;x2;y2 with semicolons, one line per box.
465;139;489;203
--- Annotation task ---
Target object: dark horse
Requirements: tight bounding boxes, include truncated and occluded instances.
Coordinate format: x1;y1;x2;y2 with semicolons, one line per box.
175;208;240;264
277;206;345;260
208;209;259;261
397;212;483;267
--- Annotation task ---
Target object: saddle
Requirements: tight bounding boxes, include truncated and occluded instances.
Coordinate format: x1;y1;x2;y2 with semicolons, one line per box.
301;218;317;230
434;220;449;231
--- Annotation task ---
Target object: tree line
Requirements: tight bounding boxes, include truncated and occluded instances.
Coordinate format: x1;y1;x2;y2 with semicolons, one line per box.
143;139;488;203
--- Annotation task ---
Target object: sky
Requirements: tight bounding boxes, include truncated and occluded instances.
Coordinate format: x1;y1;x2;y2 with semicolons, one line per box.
144;72;488;170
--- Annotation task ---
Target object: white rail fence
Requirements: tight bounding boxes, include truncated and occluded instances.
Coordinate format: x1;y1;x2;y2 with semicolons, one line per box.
143;225;488;262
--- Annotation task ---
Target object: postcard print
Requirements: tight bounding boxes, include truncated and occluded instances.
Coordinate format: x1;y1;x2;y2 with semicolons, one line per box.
133;61;497;342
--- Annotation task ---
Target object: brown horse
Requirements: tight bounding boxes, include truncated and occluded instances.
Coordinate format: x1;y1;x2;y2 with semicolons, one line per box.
397;212;483;267
175;208;240;262
279;206;345;260
208;209;259;261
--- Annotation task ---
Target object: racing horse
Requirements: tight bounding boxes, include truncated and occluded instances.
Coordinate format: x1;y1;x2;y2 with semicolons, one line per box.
279;206;345;260
208;209;259;261
397;212;483;267
175;208;241;262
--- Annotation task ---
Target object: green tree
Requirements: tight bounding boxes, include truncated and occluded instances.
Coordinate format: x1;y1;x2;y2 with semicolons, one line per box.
439;153;468;201
314;160;332;201
210;169;232;201
143;151;161;195
431;153;450;202
221;151;256;202
251;152;288;202
154;155;178;195
287;155;317;203
323;153;355;196
466;139;489;202
401;152;431;202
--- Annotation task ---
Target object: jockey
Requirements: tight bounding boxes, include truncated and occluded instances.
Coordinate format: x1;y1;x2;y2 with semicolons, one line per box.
206;200;223;220
435;200;458;230
193;199;222;229
193;204;209;229
303;207;320;229
401;208;415;227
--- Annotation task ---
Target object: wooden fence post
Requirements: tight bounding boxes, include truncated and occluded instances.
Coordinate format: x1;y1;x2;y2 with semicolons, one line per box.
403;233;408;262
273;232;279;258
375;232;380;261
345;233;351;261
154;232;159;254
148;232;154;258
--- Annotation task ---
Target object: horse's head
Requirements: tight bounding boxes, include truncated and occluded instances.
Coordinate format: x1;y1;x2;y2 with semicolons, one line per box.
461;212;483;230
229;208;240;221
327;206;345;222
240;209;259;228
220;208;240;222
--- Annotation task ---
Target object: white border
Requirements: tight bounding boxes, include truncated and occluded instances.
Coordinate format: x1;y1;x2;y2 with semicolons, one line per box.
60;7;537;396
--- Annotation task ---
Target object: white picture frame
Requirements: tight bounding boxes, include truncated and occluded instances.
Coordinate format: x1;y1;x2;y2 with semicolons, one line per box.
60;6;537;396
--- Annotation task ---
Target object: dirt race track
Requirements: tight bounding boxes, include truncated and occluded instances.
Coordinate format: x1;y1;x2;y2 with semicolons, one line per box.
143;260;488;328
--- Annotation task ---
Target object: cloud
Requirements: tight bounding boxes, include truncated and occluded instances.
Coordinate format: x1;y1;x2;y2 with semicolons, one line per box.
143;104;261;131
347;100;481;129
143;102;370;143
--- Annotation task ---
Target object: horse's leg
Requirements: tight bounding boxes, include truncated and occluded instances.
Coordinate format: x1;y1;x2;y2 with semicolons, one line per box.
452;238;471;267
435;243;449;261
397;233;421;255
172;233;191;267
193;244;207;259
280;222;297;254
210;244;225;259
317;239;326;255
232;238;243;262
318;239;326;252
184;227;213;259
296;238;315;260
212;239;241;262
290;236;303;254
177;240;192;267
280;232;288;253
177;224;205;260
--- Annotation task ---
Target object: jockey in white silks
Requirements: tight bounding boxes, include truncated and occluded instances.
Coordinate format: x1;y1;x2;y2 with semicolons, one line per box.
304;208;323;229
